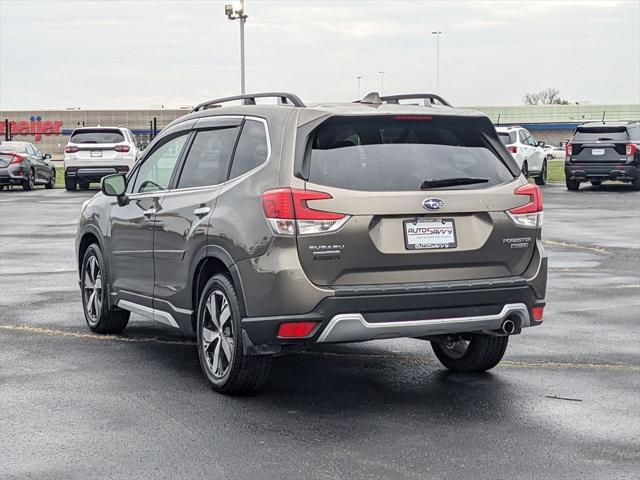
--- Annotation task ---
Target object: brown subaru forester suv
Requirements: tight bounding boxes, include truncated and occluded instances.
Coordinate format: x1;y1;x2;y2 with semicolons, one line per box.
76;92;547;394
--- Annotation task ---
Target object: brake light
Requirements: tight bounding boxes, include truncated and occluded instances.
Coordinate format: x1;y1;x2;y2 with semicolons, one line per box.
532;306;544;322
277;321;319;339
565;144;572;157
507;183;543;228
65;146;79;153
506;145;517;154
115;145;130;153
626;144;637;156
393;115;433;121
9;153;24;164
261;188;349;235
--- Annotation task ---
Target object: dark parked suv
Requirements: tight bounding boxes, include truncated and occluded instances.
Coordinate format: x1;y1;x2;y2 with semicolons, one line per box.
76;92;547;394
565;121;640;191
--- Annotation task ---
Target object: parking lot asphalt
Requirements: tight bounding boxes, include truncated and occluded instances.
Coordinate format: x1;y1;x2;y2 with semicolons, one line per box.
1;184;639;480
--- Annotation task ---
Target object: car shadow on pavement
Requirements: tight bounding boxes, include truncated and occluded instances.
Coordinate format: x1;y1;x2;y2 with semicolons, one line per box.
117;330;522;424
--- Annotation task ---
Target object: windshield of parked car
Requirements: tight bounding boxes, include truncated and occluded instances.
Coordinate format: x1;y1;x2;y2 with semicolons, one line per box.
70;129;125;144
308;116;514;191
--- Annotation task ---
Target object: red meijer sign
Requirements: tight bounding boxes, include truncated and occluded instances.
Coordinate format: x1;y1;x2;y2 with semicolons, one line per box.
0;116;64;140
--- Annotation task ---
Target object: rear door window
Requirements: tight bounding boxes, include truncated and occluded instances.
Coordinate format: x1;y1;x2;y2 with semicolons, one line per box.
228;119;269;180
70;129;125;144
177;127;240;188
307;116;514;191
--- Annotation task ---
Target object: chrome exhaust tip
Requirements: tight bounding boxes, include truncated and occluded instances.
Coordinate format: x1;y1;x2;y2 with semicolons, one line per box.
501;318;516;335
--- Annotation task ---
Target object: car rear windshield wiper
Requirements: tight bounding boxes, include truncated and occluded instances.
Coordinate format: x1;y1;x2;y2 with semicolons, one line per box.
420;177;490;189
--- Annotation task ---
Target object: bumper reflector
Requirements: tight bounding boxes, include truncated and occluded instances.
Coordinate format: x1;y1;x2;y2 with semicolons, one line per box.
277;321;319;339
532;306;544;321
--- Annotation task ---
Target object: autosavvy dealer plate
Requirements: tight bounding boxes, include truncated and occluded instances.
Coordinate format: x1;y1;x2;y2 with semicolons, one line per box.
404;218;457;250
90;150;102;157
592;148;605;156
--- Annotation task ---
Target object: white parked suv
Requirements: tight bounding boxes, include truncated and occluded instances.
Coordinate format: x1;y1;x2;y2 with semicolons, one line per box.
496;126;547;185
64;126;139;191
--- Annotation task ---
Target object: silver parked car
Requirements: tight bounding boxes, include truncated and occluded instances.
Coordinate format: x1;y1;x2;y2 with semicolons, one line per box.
76;92;547;394
0;141;56;191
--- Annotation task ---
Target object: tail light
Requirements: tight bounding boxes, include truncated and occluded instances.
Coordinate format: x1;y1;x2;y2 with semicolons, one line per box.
261;188;350;236
507;183;543;228
626;144;637;157
277;321;319;339
532;306;544;322
506;145;517;154
116;166;129;172
65;146;79;153
115;145;130;153
565;144;572;157
9;153;24;164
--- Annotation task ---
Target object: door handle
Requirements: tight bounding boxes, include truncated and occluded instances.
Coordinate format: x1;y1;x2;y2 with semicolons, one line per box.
143;208;156;218
193;206;211;218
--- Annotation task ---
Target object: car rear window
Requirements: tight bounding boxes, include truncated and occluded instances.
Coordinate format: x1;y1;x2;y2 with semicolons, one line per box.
70;129;125;144
573;126;629;142
307;116;514;191
498;132;515;145
0;142;28;153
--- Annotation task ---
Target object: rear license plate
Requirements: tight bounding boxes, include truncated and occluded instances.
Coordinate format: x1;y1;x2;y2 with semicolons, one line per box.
592;148;605;156
90;151;102;157
404;218;457;250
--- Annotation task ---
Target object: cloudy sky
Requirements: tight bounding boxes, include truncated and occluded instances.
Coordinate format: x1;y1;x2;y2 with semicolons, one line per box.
1;0;639;109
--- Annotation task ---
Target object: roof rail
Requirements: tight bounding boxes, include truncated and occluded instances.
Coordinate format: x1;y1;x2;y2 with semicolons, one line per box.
380;93;453;107
193;92;306;112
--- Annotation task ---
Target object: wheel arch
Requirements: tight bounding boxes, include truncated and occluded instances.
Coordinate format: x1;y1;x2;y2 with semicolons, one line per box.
190;246;246;334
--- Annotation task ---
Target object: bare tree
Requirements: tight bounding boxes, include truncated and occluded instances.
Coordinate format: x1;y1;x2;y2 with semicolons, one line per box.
523;88;570;105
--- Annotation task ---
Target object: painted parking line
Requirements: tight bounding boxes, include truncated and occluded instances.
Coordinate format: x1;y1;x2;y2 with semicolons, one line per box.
2;323;639;372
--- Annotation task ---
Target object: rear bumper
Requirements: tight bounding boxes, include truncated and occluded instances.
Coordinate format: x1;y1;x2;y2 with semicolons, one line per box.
65;166;128;182
0;167;26;185
565;163;639;182
241;282;546;355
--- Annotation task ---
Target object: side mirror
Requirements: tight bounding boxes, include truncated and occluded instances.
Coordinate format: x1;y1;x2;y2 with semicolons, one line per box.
43;153;52;160
537;141;545;147
101;173;128;206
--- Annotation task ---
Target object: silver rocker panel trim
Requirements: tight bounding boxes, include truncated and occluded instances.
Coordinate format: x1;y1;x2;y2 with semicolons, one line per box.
117;300;180;328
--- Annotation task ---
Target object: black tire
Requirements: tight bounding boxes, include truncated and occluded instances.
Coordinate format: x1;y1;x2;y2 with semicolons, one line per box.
431;334;508;372
197;273;271;394
632;176;640;191
22;169;35;191
81;244;129;333
45;170;55;189
521;161;528;178
64;172;76;191
79;181;90;190
590;180;602;187
566;178;580;191
534;160;547;186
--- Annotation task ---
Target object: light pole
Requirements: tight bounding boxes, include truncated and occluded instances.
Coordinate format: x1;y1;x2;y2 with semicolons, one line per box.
225;1;248;95
378;71;385;95
356;75;363;98
431;31;442;93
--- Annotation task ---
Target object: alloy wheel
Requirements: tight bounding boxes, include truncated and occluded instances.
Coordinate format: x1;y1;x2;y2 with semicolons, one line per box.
83;255;103;322
440;336;470;359
201;290;234;378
